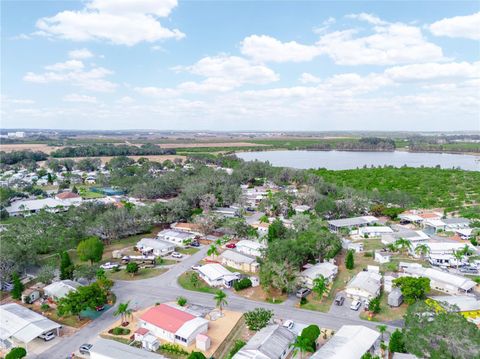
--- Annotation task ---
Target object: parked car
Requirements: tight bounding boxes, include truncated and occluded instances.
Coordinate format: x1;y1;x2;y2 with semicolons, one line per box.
296;287;311;298
172;252;183;258
226;243;236;249
79;344;93;355
100;262;119;270
190;241;200;247
334;294;345;306
283;320;294;330
350;300;362;311
191;264;201;271
38;331;55;341
460;266;478;274
95;305;105;311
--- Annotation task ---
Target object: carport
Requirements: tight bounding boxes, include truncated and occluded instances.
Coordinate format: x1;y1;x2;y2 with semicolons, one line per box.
0;303;61;353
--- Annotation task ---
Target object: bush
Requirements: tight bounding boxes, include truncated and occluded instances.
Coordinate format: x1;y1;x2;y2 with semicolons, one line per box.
368;296;381;314
40;303;50;312
244;308;274;331
233;278;252;291
5;347;27;359
111;327;131;335
177;296;187;306
300;297;308;305
188;352;206;359
345;250;355;270
160;343;189;355
227;340;246;359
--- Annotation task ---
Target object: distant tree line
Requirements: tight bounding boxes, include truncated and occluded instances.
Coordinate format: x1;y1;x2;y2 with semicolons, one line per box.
305;137;396;151
51;143;176;157
0;150;48;165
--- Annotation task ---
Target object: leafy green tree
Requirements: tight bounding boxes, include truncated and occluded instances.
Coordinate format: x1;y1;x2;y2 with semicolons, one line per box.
394;238;412;254
57;282;106;319
11;273;24;300
214;290;228;313
77;237;104;265
376;324;387;342
189;272;200;288
114;301;132;325
187;352;206;359
368;296;381;314
300;325;320;351
290;336;311;359
345;250;354;270
36;264;55;284
60;251;74;280
177;296;187;306
244;308;273;331
312;275;328;298
388;329;406;353
207;244;219;258
403;301;480;359
126;262;139;277
267;219;287;242
393;276;430;304
414;244;430;258
5;347;27;359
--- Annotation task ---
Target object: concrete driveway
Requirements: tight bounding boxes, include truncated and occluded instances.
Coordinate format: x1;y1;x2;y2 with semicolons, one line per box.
328;292;363;320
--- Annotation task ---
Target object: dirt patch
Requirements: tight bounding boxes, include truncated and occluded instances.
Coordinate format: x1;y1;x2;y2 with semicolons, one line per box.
0;143;60;153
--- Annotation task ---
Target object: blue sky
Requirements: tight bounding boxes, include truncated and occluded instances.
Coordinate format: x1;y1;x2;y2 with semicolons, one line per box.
2;0;479;131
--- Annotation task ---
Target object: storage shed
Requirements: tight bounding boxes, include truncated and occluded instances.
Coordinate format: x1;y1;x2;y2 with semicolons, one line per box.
388;288;403;307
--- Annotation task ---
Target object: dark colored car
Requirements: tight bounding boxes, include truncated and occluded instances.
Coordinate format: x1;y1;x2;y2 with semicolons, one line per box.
79;344;93;355
190;241;200;247
334;294;345;306
226;243;236;249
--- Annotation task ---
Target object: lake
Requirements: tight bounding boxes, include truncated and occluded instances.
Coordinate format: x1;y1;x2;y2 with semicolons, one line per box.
237;150;480;171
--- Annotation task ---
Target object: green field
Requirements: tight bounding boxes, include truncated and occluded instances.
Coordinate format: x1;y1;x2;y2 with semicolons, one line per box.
314;167;480;209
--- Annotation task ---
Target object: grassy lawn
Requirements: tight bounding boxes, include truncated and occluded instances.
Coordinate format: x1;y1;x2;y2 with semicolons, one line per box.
27;305;90;328
106;267;166;281
359;292;408;322
178;271;218;294
156;258;178;266
78;187;105;199
177;247;200;255
234;285;287;304
363;238;385;251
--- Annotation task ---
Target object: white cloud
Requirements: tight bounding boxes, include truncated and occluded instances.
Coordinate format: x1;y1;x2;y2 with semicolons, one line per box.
240;35;321;63
385;61;480;81
35;0;184;46
346;13;388;25
63;93;97;103
429;12;480;40
45;60;84;71
317;21;445;65
134;86;180;97
24;57;116;92
299;73;321;84
68;48;94;59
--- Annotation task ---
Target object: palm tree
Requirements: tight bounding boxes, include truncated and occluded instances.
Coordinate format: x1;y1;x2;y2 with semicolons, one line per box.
312;275;328;299
207;244;219;259
114;301;132;326
214;290;228;313
394;238;412;254
386;243;397;253
414;244;430;259
290;336;311;359
377;324;387;342
453;250;464;269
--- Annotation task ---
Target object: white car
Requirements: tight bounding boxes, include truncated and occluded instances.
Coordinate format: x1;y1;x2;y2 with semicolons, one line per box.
283;320;294;330
100;262;119;270
191;264;201;271
39;331;56;341
350;300;362;311
172;252;183;258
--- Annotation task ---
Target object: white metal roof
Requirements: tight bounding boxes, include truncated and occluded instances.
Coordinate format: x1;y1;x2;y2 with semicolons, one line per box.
429;295;480;312
236;240;266;251
6;198;71;214
175;317;208;339
198;263;234;280
301;262;338;280
0;303;61;343
137;238;174;251
358;226;393;234
220;250;257;264
44;280;82;299
90;338;166;359
310;325;380;359
347;271;382;296
404;266;476;291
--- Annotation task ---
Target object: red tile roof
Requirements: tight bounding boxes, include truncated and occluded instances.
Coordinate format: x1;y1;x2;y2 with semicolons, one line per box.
135;327;150;335
140;304;195;333
56;192;81;199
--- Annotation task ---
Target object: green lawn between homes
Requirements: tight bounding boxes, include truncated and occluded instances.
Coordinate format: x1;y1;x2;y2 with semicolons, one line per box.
106;267;167;281
178;271;218;294
313;167;480;209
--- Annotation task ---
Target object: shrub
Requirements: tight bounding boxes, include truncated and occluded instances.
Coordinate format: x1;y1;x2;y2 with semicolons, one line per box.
345;250;355;270
244;308;274;331
368;296;381;314
177;296;187;306
300;297;308;305
188;352;206;359
5;347;27;359
233;278;252;291
40;303;50;312
111;327;131;335
227;340;246;359
160;343;189;355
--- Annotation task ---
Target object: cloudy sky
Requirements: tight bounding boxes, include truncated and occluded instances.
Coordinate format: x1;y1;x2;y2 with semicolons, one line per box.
2;0;479;131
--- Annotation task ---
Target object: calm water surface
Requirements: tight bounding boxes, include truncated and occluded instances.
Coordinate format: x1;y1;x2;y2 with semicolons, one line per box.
237;150;480;171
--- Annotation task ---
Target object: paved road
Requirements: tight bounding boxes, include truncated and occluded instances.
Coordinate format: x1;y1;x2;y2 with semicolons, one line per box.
40;246;399;359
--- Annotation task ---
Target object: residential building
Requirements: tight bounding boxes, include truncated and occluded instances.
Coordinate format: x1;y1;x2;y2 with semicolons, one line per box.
157;229;196;247
327;216;379;233
138;304;208;347
293;204;310;213
0;303;62;351
357;226;393;237
299;262;338;288
374;251;392;264
402;266;476;294
136;238;175;257
345;271;382;300
6;198;73;216
427;295;480;323
43;280;82;301
170;222;202;235
233;324;295;359
381;230;429;245
212;207;239;218
89;337;165;359
418;242;475;267
236;240;266;258
310;325;380;359
197;263;240;288
219;250;259;273
55;191;83;205
424;218;471;235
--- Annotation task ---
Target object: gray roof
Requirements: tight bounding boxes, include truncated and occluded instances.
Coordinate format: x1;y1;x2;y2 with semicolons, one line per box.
157;229;194;240
137;238;174;250
428;295;480;312
301;262;338;280
90;338;166;359
442;218;470;225
327;216;378;228
233;324;295;359
220;249;257;264
347;271;382;296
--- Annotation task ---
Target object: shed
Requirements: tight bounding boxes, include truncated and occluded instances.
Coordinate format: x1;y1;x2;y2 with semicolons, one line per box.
196;333;211;351
388;288;403;307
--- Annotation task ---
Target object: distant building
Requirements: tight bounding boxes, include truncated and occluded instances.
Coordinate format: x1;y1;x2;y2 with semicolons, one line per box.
357;226;393;237
299;262;338;288
157;229;196;247
236;240;266;258
212;207;239;218
43;280;82;301
327;216;379;233
402;266;476;294
197;263;240;288
345;271;382;300
219;250;259;273
6;198;73;216
136;238;175;257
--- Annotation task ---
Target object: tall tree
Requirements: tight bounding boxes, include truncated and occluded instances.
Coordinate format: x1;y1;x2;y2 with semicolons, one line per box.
207;244;219;258
114;301;132;325
312;275;328;299
11;273;24;300
414;244;430;259
345;250;355;270
60;251;74;280
393;276;430;304
214;290;228;313
77;237;104;265
290;336;312;359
